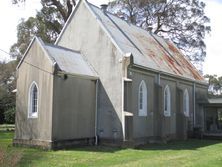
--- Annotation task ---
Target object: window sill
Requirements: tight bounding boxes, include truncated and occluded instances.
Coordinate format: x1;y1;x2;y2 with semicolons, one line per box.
184;113;189;117
164;112;171;117
28;113;38;119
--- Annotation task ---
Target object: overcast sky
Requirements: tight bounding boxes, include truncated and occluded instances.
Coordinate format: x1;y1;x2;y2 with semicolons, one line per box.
0;0;221;76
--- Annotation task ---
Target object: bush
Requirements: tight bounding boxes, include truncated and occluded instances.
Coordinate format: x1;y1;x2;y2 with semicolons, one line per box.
4;108;15;124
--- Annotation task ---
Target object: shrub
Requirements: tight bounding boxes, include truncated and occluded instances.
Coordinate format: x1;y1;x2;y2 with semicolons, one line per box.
4;108;15;124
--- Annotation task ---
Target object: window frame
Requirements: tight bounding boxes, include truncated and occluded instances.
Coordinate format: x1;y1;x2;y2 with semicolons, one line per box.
183;89;189;117
28;81;39;118
138;80;147;116
164;85;171;117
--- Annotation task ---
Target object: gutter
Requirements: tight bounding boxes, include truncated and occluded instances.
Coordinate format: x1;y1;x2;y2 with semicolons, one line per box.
57;71;98;80
133;64;208;86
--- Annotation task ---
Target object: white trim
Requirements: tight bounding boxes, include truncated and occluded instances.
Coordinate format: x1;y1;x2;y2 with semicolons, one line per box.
183;89;189;117
138;80;147;117
164;85;171;117
124;111;133;116
123;77;132;82
28;81;39;119
12;89;17;93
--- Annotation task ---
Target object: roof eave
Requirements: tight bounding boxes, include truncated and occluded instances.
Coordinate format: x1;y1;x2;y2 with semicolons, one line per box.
132;63;208;86
57;71;99;80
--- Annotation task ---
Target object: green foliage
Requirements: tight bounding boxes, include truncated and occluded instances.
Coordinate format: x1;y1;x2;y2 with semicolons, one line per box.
108;0;211;67
0;61;17;124
4;108;16;124
204;74;222;96
10;0;76;59
10;8;63;58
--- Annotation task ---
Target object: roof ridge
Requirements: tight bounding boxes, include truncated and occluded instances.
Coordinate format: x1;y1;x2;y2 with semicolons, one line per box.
87;1;160;40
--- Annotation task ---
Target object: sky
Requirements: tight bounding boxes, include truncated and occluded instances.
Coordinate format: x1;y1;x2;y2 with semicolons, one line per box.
0;0;221;76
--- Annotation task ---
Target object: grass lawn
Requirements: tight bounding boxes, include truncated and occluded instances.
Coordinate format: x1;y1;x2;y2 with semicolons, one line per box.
1;132;222;167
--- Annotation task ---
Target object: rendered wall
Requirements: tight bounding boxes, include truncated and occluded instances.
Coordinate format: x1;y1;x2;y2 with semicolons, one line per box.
195;85;208;128
57;2;123;140
14;40;54;143
128;69;155;140
52;75;96;140
127;67;205;141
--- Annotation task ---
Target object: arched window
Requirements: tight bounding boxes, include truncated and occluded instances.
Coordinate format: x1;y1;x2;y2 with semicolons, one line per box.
138;80;147;116
183;89;189;117
28;82;38;118
164;85;171;117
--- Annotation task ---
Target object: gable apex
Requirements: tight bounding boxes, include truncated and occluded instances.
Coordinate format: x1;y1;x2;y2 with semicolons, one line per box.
16;36;55;70
55;0;84;45
55;0;125;56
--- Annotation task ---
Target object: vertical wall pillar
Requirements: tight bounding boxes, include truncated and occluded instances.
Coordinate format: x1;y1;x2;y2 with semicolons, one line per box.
176;87;187;140
154;83;163;138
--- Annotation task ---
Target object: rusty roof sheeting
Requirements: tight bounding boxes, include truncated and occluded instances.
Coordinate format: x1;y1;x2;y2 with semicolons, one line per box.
89;3;205;82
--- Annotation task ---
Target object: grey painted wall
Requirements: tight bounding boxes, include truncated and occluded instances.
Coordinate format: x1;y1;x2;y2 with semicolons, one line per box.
126;67;207;141
57;2;124;140
129;70;155;139
15;39;54;142
196;85;208;128
52;75;96;140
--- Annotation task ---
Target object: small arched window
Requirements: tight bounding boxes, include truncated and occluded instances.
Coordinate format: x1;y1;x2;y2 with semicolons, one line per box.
183;89;189;117
28;82;38;118
164;85;171;117
138;80;147;116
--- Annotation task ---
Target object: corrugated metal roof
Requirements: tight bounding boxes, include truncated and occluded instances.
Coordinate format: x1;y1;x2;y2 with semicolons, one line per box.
88;3;205;82
44;44;98;78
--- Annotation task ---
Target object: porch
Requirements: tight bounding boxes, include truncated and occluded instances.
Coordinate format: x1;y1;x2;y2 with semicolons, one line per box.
200;98;222;139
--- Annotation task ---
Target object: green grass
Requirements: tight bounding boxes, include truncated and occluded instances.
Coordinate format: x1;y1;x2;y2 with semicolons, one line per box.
1;132;222;167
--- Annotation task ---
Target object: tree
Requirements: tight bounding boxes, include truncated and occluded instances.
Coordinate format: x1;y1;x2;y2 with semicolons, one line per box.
10;0;77;58
13;0;76;20
204;74;222;96
0;61;17;123
108;0;211;68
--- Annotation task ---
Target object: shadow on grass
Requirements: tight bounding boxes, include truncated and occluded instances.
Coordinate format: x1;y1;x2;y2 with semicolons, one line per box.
135;139;222;151
57;145;124;153
60;139;222;153
2;132;222;154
